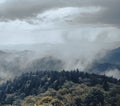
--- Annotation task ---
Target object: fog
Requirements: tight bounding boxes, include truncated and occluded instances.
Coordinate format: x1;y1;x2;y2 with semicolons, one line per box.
0;0;120;82
0;33;120;82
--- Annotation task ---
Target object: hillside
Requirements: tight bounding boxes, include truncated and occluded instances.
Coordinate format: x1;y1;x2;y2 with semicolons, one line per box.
0;70;120;106
1;46;120;83
89;47;120;79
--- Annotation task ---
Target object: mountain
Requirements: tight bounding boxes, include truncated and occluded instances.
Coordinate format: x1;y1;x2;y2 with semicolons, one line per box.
26;56;64;72
89;47;120;79
102;47;120;65
0;50;35;83
0;49;65;84
0;46;120;83
0;70;119;106
0;47;120;105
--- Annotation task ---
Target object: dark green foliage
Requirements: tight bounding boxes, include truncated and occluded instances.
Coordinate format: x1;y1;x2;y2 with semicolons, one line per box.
102;77;110;91
0;70;119;105
75;97;82;106
85;89;104;106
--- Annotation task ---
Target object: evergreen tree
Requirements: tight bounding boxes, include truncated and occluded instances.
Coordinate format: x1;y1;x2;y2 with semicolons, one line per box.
102;77;109;91
85;89;104;106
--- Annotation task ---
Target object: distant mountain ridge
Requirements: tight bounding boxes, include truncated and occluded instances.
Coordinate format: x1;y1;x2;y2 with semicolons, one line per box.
89;47;120;79
0;46;120;83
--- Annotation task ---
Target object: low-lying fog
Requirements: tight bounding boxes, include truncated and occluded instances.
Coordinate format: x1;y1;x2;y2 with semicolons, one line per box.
0;34;120;83
0;0;120;82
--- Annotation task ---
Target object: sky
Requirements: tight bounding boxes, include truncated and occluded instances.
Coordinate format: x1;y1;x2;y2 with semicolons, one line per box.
0;0;120;45
0;0;120;79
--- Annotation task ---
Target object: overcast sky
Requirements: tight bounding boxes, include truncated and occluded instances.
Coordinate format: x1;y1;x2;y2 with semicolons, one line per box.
0;0;120;45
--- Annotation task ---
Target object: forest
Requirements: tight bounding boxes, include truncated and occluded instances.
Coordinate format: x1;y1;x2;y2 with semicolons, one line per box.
0;70;119;106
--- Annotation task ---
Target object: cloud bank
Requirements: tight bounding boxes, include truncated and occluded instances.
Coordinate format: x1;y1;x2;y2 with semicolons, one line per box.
0;0;120;27
0;0;120;80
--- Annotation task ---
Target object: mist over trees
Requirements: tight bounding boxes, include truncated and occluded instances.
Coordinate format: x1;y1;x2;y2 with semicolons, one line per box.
0;0;120;106
0;46;120;84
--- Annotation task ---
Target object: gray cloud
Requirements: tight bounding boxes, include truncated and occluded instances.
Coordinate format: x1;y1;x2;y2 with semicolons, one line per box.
0;0;120;82
0;0;120;27
0;0;63;20
0;0;83;21
77;0;120;27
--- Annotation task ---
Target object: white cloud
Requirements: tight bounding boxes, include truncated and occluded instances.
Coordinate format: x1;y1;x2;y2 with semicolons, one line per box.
105;69;120;79
0;5;120;49
35;7;100;24
0;0;6;4
0;7;101;45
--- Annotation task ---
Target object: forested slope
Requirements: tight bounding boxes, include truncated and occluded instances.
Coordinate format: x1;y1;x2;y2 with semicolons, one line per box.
0;70;119;106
